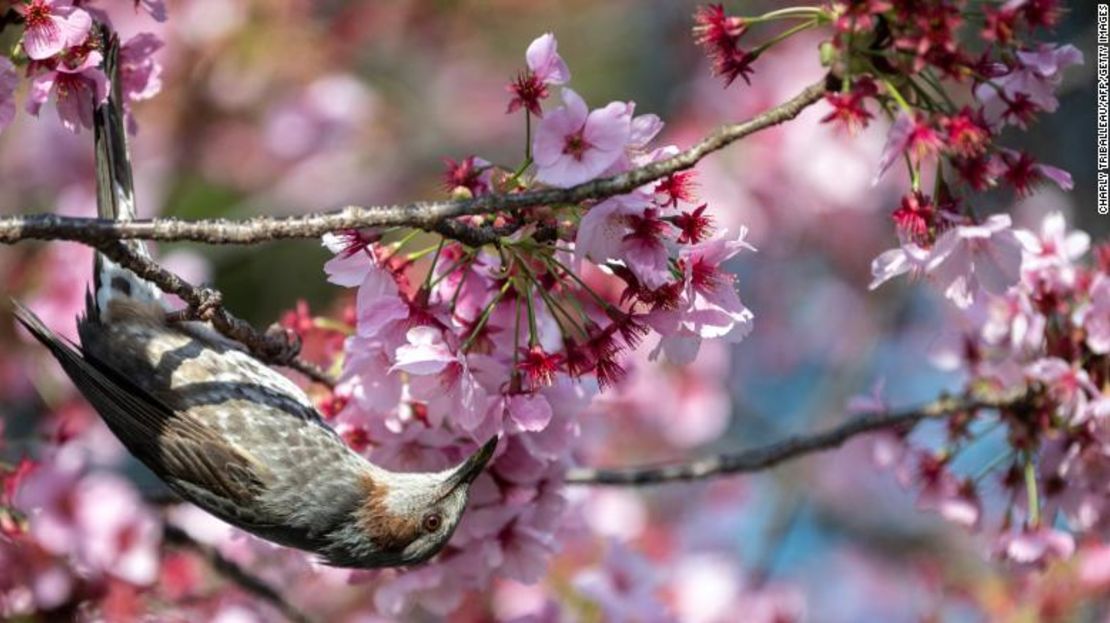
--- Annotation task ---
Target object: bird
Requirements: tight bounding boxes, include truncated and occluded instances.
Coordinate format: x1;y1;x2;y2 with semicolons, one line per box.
12;32;497;569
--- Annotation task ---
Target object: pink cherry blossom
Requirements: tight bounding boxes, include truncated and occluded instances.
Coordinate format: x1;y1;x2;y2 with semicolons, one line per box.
15;0;92;61
392;326;487;430
321;231;377;286
533;88;631;187
874;112;943;184
621;209;677;289
339;336;403;416
355;261;412;343
575;196;636;266
1015;211;1090;274
999;527;1076;565
572;541;668;622
14;464;162;585
525;33;570;85
645;230;755;365
488;393;553;434
925;214;1024;308
868;242;931;290
25;53;109;133
1025;357;1099;423
119;33;164;103
976;44;1084;126
1084;274;1110;355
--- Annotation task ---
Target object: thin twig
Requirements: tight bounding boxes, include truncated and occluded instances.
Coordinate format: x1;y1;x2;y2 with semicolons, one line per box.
564;394;991;486
98;240;336;387
162;523;314;623
0;78;831;247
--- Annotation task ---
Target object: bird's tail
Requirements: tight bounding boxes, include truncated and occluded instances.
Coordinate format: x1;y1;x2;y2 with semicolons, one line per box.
91;28;162;321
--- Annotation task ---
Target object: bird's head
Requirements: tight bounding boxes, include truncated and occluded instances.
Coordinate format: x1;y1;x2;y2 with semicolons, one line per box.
331;437;498;568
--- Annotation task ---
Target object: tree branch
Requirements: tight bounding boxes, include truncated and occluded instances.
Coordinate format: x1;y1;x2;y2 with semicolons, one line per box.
0;77;831;247
565;394;990;486
162;523;314;623
97;240;336;387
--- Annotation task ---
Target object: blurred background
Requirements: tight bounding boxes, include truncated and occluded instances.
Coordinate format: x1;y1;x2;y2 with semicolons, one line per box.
0;1;1104;621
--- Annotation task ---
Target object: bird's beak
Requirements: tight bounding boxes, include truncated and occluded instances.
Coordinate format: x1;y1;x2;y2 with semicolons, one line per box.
447;437;498;490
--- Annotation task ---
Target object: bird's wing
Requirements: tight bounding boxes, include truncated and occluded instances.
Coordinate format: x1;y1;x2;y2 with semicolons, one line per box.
13;301;270;507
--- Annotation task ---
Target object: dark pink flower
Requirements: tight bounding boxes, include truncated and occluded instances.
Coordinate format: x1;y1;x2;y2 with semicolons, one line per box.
975;44;1083;127
517;345;564;390
875;112;943;183
621;209;675;289
674;204;714;245
443;155;492;196
693;4;755;86
821;79;877;134
891;191;940;247
506;33;569;117
654;170;698;208
940;108;990;158
1001;150;1073;196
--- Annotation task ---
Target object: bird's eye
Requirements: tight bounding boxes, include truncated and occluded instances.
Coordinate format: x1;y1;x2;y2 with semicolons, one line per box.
422;512;443;533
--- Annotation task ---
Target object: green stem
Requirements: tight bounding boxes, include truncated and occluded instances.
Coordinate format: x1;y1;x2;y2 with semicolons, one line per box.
448;262;471;313
428;251;473;290
524;280;539;347
905;154;920;192
748;6;825;22
513;296;522;360
461;279;512;351
313;318;354;335
525;111;532;160
751;19;817;58
881;78;912;113
918;70;956;110
419;239;446;290
1024;457;1040;527
544;254;612;311
392;229;421;251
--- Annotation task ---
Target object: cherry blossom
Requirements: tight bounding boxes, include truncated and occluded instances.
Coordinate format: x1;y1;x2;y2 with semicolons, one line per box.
25;53;109;133
926;214;1024;308
976;44;1084;126
532;89;631;187
1084;274;1110;354
507;33;570;117
15;0;92;61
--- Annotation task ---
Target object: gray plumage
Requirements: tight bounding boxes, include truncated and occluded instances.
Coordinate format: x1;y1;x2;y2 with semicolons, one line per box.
12;30;495;569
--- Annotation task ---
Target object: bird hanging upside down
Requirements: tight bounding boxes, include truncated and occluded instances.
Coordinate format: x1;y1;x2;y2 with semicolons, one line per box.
13;31;497;569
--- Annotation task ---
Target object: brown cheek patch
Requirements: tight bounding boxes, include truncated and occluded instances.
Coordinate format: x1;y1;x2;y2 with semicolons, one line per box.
356;473;422;553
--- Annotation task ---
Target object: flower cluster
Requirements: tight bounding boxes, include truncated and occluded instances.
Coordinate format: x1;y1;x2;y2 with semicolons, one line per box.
301;32;758;610
689;3;1083;310
693;0;1100;580
0;0;165;134
870;213;1109;566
